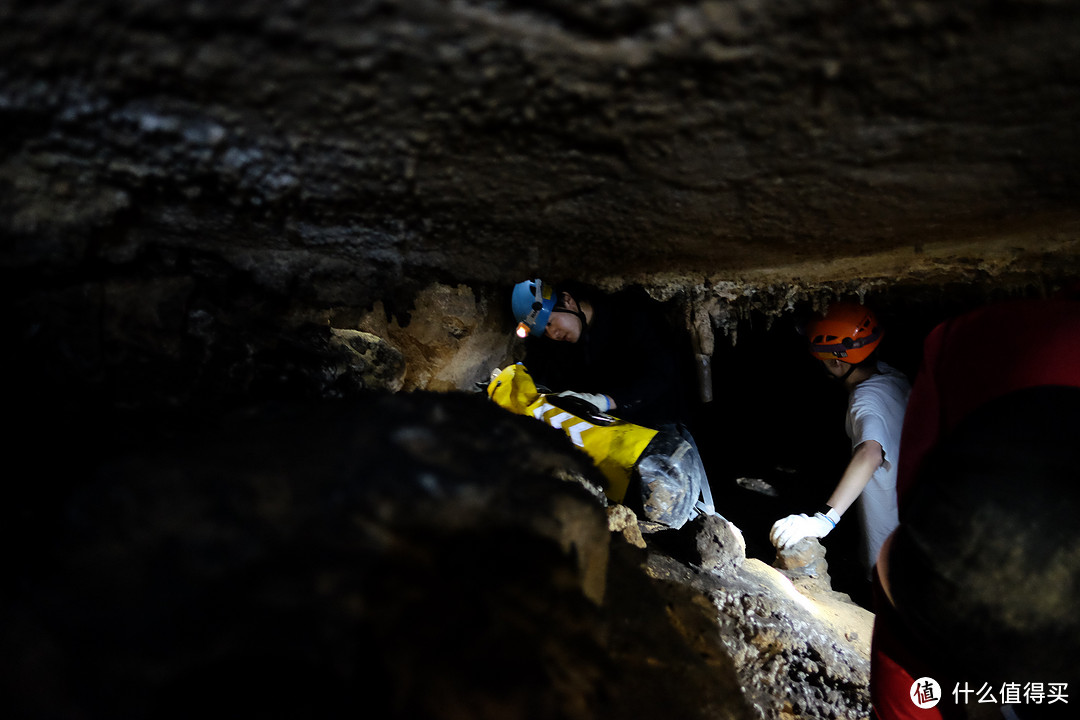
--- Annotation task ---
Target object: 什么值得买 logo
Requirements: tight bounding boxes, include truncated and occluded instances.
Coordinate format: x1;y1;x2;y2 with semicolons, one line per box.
911;677;942;709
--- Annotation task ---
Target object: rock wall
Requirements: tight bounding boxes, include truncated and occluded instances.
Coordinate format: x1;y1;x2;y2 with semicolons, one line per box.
3;389;875;720
5;1;1080;412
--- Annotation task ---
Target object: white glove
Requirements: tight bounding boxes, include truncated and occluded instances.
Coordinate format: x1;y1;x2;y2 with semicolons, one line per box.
769;512;836;549
555;390;612;412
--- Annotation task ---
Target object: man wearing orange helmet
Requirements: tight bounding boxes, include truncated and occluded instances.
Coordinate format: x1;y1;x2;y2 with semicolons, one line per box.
770;301;911;579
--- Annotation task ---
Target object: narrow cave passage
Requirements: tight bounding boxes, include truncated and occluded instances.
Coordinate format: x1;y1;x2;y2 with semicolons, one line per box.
687;290;1016;607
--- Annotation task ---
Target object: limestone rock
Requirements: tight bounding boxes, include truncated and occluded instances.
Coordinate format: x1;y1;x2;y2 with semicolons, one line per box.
607;504;647;549
696;513;749;575
774;537;833;594
327;327;406;392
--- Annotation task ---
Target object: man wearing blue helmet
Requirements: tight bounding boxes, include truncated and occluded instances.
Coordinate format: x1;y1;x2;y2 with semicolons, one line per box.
510;277;719;528
512;277;583;343
510;277;696;436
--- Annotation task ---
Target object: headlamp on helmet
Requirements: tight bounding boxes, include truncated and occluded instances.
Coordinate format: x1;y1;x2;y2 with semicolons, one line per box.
511;278;556;338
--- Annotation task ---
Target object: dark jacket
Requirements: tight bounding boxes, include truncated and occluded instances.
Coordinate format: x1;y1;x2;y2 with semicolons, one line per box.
523;285;695;431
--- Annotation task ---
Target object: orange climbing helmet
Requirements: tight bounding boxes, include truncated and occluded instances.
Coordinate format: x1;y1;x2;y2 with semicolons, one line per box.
807;301;884;363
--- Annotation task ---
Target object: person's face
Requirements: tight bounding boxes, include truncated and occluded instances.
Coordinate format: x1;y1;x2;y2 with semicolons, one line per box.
544;294;583;343
819;357;850;380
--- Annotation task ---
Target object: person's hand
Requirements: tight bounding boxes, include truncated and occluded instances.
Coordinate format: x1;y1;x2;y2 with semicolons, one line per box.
769;512;835;549
555;390;613;412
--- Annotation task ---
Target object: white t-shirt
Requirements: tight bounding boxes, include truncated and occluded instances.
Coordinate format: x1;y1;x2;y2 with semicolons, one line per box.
846;361;911;573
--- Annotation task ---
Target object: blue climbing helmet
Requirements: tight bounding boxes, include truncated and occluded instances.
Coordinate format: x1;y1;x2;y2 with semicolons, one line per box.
512;278;556;338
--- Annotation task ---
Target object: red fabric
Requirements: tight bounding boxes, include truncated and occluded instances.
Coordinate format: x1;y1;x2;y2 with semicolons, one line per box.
871;298;1080;720
895;298;1080;516
870;574;971;720
870;574;939;720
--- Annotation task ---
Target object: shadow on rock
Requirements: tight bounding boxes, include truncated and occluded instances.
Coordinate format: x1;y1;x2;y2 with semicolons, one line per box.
2;391;753;720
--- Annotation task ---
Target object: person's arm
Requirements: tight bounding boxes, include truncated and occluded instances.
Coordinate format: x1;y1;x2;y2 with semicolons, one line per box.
553;390;615;412
827;440;884;515
771;440;884;549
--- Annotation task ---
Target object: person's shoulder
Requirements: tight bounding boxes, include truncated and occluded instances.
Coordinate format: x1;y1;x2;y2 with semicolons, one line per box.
855;363;911;403
875;361;910;383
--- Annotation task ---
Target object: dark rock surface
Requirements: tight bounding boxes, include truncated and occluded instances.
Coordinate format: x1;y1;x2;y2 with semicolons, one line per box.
3;389;882;720
5;0;1080;287
5;1;1080;411
3;391;755;719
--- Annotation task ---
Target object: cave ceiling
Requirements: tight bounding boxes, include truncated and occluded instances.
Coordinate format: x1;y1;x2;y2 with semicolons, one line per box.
4;0;1080;402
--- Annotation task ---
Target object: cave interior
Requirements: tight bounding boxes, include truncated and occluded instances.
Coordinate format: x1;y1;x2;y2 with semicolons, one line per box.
5;0;1080;717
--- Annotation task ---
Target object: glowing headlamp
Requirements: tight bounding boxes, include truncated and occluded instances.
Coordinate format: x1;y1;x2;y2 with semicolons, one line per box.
514;281;546;339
